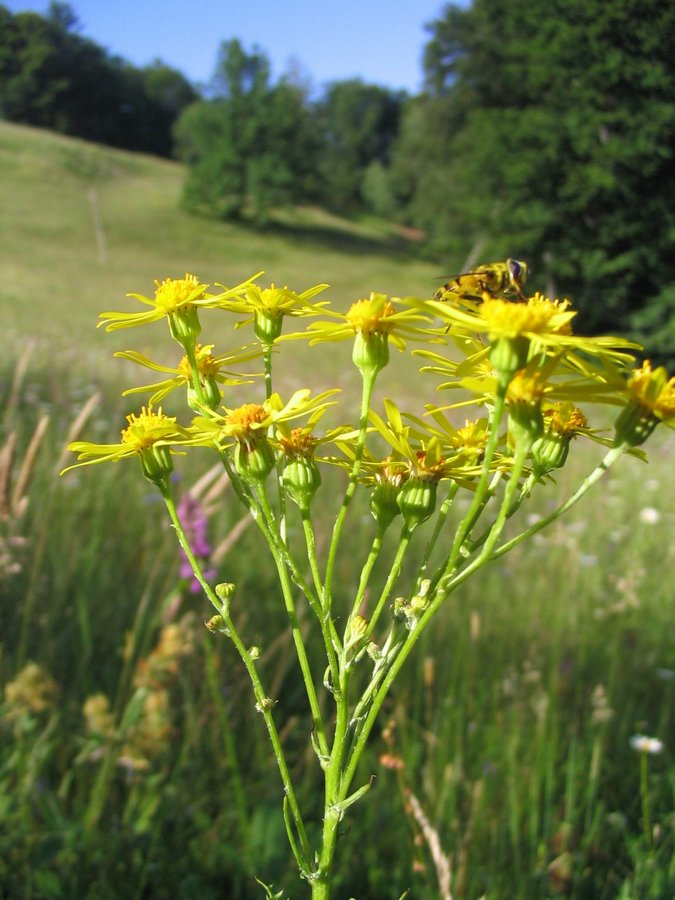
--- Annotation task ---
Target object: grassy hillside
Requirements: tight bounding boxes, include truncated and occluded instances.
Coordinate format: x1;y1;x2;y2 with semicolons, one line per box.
0;121;436;360
1;121;673;899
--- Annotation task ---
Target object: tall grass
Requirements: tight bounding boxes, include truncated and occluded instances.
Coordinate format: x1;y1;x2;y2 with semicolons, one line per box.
1;346;673;898
1;122;673;897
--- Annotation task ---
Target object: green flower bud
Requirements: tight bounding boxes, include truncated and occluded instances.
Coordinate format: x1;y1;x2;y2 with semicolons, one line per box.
234;439;276;484
489;336;530;385
282;458;321;512
254;310;284;344
352;331;389;377
205;614;226;633
168;305;201;350
614;402;659;447
138;444;173;486
215;583;236;601
370;481;401;529
531;431;570;475
187;375;222;414
397;477;437;530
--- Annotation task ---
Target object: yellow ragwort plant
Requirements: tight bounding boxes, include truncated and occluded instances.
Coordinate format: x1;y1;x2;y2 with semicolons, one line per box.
63;268;675;899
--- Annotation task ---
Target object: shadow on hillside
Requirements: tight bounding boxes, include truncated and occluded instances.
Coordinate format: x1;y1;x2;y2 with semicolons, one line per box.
240;217;425;259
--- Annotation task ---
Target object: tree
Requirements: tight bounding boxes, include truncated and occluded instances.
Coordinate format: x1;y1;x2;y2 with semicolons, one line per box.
399;0;675;359
175;39;319;222
0;4;196;156
314;80;405;214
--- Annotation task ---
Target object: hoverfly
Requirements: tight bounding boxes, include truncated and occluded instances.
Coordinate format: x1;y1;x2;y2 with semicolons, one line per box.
434;258;529;305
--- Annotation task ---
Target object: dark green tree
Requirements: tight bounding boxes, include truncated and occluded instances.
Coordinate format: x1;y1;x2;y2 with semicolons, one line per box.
0;5;71;128
397;0;675;359
175;39;319;222
0;3;196;156
314;79;404;213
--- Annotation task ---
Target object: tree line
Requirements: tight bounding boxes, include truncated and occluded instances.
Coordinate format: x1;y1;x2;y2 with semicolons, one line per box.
2;1;674;360
0;2;197;156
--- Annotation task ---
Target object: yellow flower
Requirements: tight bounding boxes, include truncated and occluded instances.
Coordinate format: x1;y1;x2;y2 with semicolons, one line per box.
418;337;633;411
83;694;116;738
286;293;435;351
62;406;193;483
99;273;208;331
193;389;340;451
483;294;574;338
3;662;58;721
115;343;261;406
98;272;258;334
209;280;330;343
412;408;489;464
367;399;484;482
614;360;675;446
543;402;589;437
421;291;639;365
625;361;675;422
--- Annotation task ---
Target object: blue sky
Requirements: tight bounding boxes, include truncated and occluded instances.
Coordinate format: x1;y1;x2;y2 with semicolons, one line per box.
6;0;458;94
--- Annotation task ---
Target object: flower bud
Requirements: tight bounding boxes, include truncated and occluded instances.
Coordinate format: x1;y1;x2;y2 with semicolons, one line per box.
397;477;437;530
205;614;226;633
370;481;401;529
531;431;570;475
506;368;546;448
168;306;201;350
138;444;173;486
489;336;530;385
234;438;276;484
352;330;389;378
254;309;284;344
282;458;321;512
613;402;659;447
188;375;221;414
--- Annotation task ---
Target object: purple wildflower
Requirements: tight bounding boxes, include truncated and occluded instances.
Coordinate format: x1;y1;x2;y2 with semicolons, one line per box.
176;493;216;593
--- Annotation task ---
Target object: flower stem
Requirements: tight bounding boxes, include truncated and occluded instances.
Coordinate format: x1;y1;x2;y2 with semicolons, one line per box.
639;751;653;850
159;480;314;871
323;369;376;610
490;443;628;560
255;484;331;760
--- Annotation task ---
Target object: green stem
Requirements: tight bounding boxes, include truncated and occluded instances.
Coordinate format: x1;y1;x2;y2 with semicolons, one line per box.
639;751;653;850
348;524;386;623
301;509;342;683
341;439;532;800
263;343;274;401
441;387;507;580
184;343;207;407
365;525;412;641
490;443;628;560
256;484;331;760
415;481;459;587
159;479;313;871
323;369;376;610
314;656;350;898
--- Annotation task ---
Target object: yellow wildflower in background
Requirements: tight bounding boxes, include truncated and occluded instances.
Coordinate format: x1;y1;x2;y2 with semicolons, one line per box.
3;662;58;722
82;693;116;739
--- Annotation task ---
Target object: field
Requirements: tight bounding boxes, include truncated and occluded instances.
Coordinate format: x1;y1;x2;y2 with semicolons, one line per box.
1;121;673;899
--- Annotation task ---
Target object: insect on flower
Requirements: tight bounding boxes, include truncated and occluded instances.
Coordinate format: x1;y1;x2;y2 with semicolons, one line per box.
434;258;529;305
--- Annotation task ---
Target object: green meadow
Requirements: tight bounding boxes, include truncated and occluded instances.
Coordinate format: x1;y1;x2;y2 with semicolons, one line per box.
1;121;673;898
